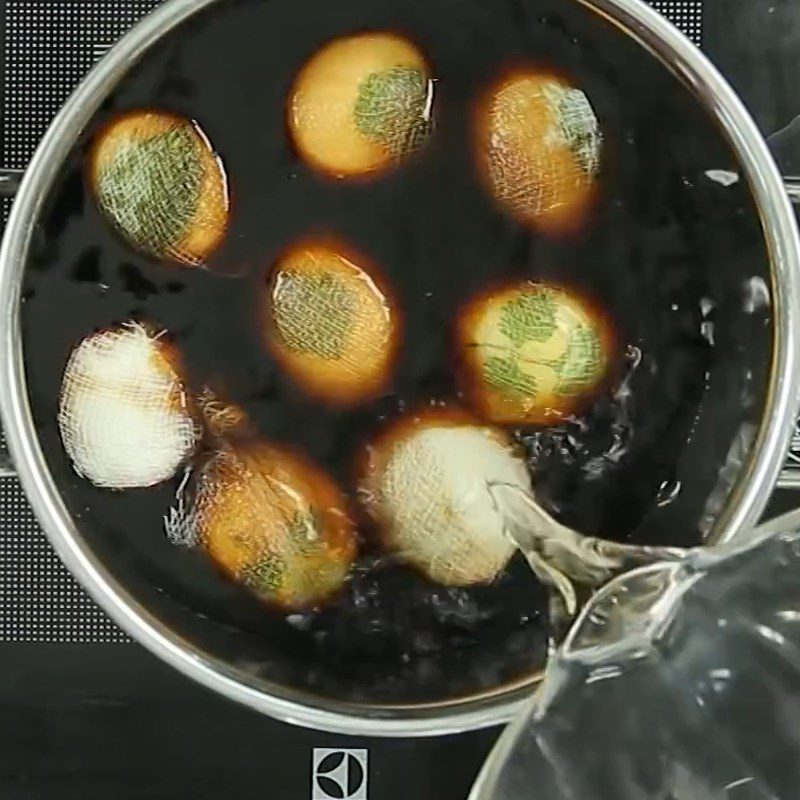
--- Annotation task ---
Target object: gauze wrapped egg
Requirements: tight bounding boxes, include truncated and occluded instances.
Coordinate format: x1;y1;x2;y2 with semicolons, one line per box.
264;240;399;404
475;71;602;233
289;33;434;177
361;412;533;586
170;442;357;609
58;323;200;489
89;111;229;265
456;282;613;424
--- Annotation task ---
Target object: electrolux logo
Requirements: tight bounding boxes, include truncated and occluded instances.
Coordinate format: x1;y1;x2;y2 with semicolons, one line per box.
312;748;369;800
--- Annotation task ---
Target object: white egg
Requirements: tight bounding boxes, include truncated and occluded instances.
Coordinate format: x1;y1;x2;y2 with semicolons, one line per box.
58;323;199;489
366;419;532;586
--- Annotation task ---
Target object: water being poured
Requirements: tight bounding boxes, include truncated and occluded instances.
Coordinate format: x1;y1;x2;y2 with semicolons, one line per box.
471;511;800;800
488;480;687;644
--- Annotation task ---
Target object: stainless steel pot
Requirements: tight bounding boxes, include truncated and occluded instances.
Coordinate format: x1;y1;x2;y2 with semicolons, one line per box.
1;0;799;737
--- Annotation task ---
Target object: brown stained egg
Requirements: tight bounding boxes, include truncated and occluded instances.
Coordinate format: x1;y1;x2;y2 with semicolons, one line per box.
456;282;614;425
58;323;200;489
475;71;602;233
288;32;434;177
264;240;399;404
360;410;531;587
178;442;357;609
88;111;229;266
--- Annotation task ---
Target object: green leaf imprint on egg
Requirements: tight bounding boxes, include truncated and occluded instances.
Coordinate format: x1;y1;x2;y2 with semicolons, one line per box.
97;125;204;256
295;556;347;601
281;509;348;600
484;355;539;399
543;82;602;177
498;290;558;347
354;66;433;157
240;552;286;595
283;509;323;556
273;271;358;360
555;324;605;394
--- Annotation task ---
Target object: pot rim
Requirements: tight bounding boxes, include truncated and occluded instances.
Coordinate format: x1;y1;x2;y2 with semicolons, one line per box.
1;0;799;738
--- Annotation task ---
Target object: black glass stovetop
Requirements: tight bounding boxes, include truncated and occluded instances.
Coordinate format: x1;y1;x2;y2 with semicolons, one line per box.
2;1;800;798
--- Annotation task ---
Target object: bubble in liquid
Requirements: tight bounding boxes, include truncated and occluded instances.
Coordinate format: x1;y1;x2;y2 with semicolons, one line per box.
704;169;740;188
742;276;770;314
656;478;682;507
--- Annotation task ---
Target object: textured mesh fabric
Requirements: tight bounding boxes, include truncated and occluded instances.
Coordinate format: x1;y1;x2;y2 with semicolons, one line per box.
460;284;609;424
353;66;433;158
267;244;396;403
543;82;602;178
483;75;602;228
273;270;359;360
165;444;356;608
369;423;530;586
58;323;200;489
97;126;203;253
289;32;432;176
91;112;229;266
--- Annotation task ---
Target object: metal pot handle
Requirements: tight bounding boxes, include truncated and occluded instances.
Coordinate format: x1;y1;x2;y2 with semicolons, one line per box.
0;169;24;474
784;177;800;205
1;166;800;490
0;168;24;198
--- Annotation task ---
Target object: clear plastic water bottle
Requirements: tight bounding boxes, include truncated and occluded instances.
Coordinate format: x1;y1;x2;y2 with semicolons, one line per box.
471;511;800;799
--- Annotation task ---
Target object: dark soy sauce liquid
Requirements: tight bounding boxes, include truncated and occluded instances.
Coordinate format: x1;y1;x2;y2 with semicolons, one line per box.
21;0;771;703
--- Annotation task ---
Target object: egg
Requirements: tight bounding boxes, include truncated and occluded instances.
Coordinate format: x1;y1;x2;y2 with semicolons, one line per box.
456;282;613;424
89;111;229;265
176;442;357;609
57;323;200;489
361;411;533;586
264;240;399;404
289;32;434;177
475;71;602;233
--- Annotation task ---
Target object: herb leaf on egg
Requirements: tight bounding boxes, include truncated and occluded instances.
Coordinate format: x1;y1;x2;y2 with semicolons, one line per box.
272;270;358;360
241;553;286;595
556;325;604;394
484;354;539;398
97;126;204;256
354;66;432;157
498;290;558;347
543;83;603;177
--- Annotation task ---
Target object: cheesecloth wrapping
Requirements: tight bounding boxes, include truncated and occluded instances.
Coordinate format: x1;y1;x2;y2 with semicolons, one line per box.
58;323;199;489
371;424;533;586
